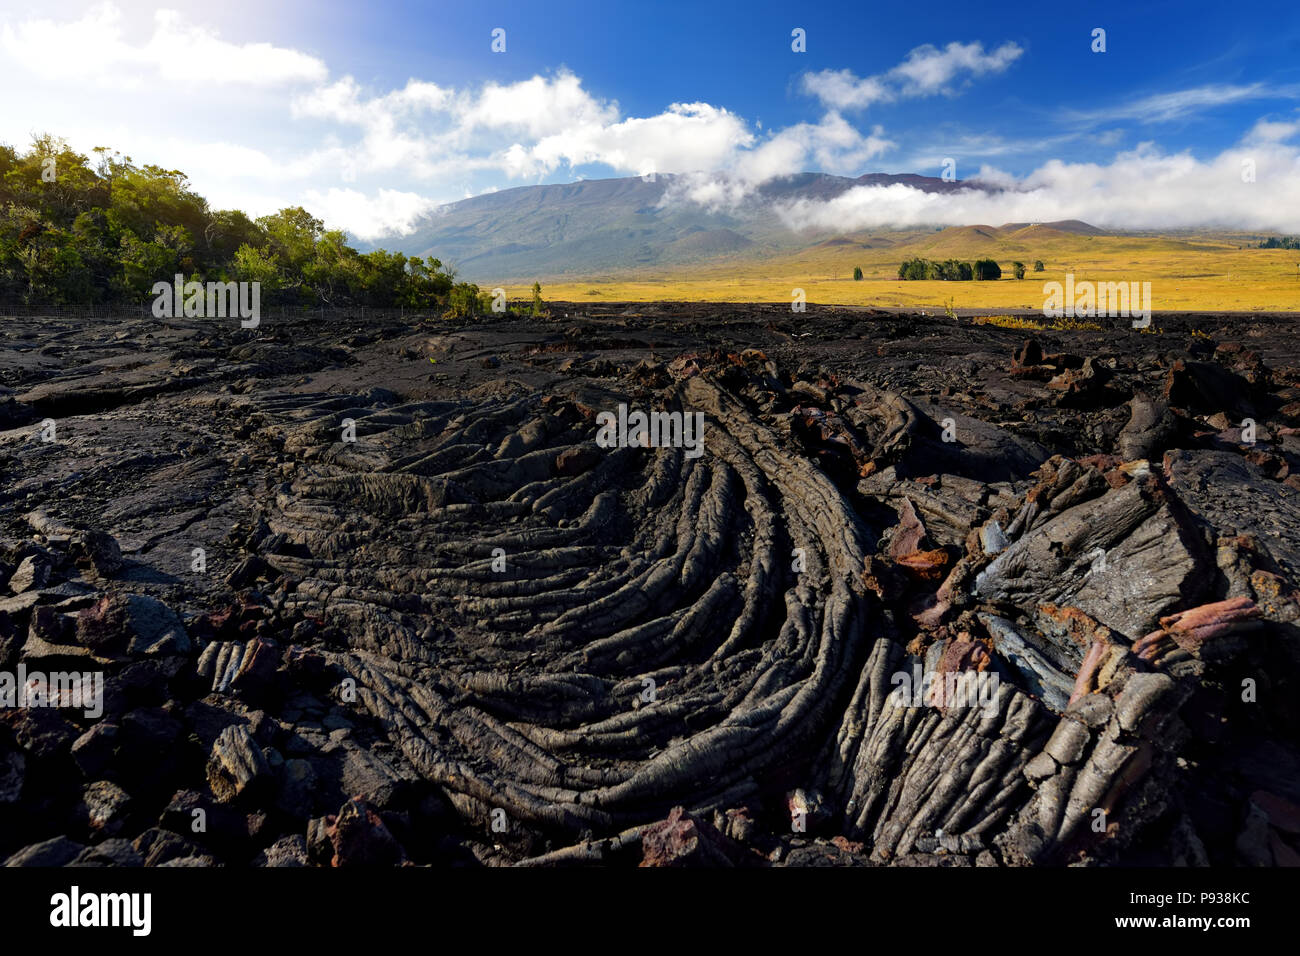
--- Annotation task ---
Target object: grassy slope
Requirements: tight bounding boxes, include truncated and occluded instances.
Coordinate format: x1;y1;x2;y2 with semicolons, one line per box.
534;228;1300;311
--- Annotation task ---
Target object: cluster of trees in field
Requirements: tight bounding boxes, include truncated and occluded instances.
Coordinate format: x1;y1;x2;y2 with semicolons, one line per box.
897;257;1004;280
0;135;498;312
1258;237;1300;250
856;258;1046;281
891;257;1048;281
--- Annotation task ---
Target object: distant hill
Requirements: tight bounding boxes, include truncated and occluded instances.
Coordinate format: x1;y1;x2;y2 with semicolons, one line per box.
897;221;1111;259
998;220;1105;236
365;172;989;282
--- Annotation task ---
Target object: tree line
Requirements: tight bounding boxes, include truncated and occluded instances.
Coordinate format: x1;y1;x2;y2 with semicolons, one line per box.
886;257;1047;280
897;257;1003;280
0;135;500;313
850;258;1049;282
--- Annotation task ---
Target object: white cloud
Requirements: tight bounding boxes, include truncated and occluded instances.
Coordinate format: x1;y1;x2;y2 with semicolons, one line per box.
292;74;756;183
666;114;896;211
775;139;1300;233
1066;84;1299;125
149;11;328;87
526;102;755;178
0;3;327;88
802;40;1023;110
801;70;893;112
891;41;1024;95
459;72;619;138
300;187;442;240
300;76;893;201
890;131;1085;173
1243;113;1300;144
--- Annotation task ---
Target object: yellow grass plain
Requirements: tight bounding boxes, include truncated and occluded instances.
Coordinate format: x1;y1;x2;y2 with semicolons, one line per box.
535;231;1300;312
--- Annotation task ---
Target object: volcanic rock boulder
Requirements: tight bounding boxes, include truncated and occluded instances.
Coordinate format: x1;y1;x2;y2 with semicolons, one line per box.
325;797;406;867
1165;449;1300;582
844;384;1049;483
974;470;1208;640
640;806;746;867
1118;392;1182;461
206;725;272;804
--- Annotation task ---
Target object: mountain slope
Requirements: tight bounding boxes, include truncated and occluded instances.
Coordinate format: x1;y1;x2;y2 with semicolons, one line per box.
368;172;988;281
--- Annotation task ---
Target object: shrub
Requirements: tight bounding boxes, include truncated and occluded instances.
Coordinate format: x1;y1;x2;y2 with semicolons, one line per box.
1013;261;1026;279
973;259;1002;280
898;257;954;280
852;266;863;281
446;282;483;318
935;259;973;281
897;257;980;281
1033;260;1045;272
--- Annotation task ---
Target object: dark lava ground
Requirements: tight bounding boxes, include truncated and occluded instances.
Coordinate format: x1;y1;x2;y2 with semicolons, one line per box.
1;302;1298;868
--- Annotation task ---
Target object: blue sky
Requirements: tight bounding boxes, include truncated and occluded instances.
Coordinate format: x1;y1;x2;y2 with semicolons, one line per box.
3;0;1298;236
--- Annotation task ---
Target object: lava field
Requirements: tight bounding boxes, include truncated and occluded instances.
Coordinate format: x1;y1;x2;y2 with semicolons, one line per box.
1;303;1298;867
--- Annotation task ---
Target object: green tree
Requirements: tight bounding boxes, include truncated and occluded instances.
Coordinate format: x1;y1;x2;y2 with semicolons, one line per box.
898;257;974;280
1033;260;1045;272
0;134;464;310
1012;261;1026;279
204;210;265;265
898;258;930;280
256;207;323;301
232;243;281;295
937;259;972;281
852;266;863;281
118;232;180;299
973;259;1002;280
356;248;408;307
530;281;545;315
447;282;483;318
